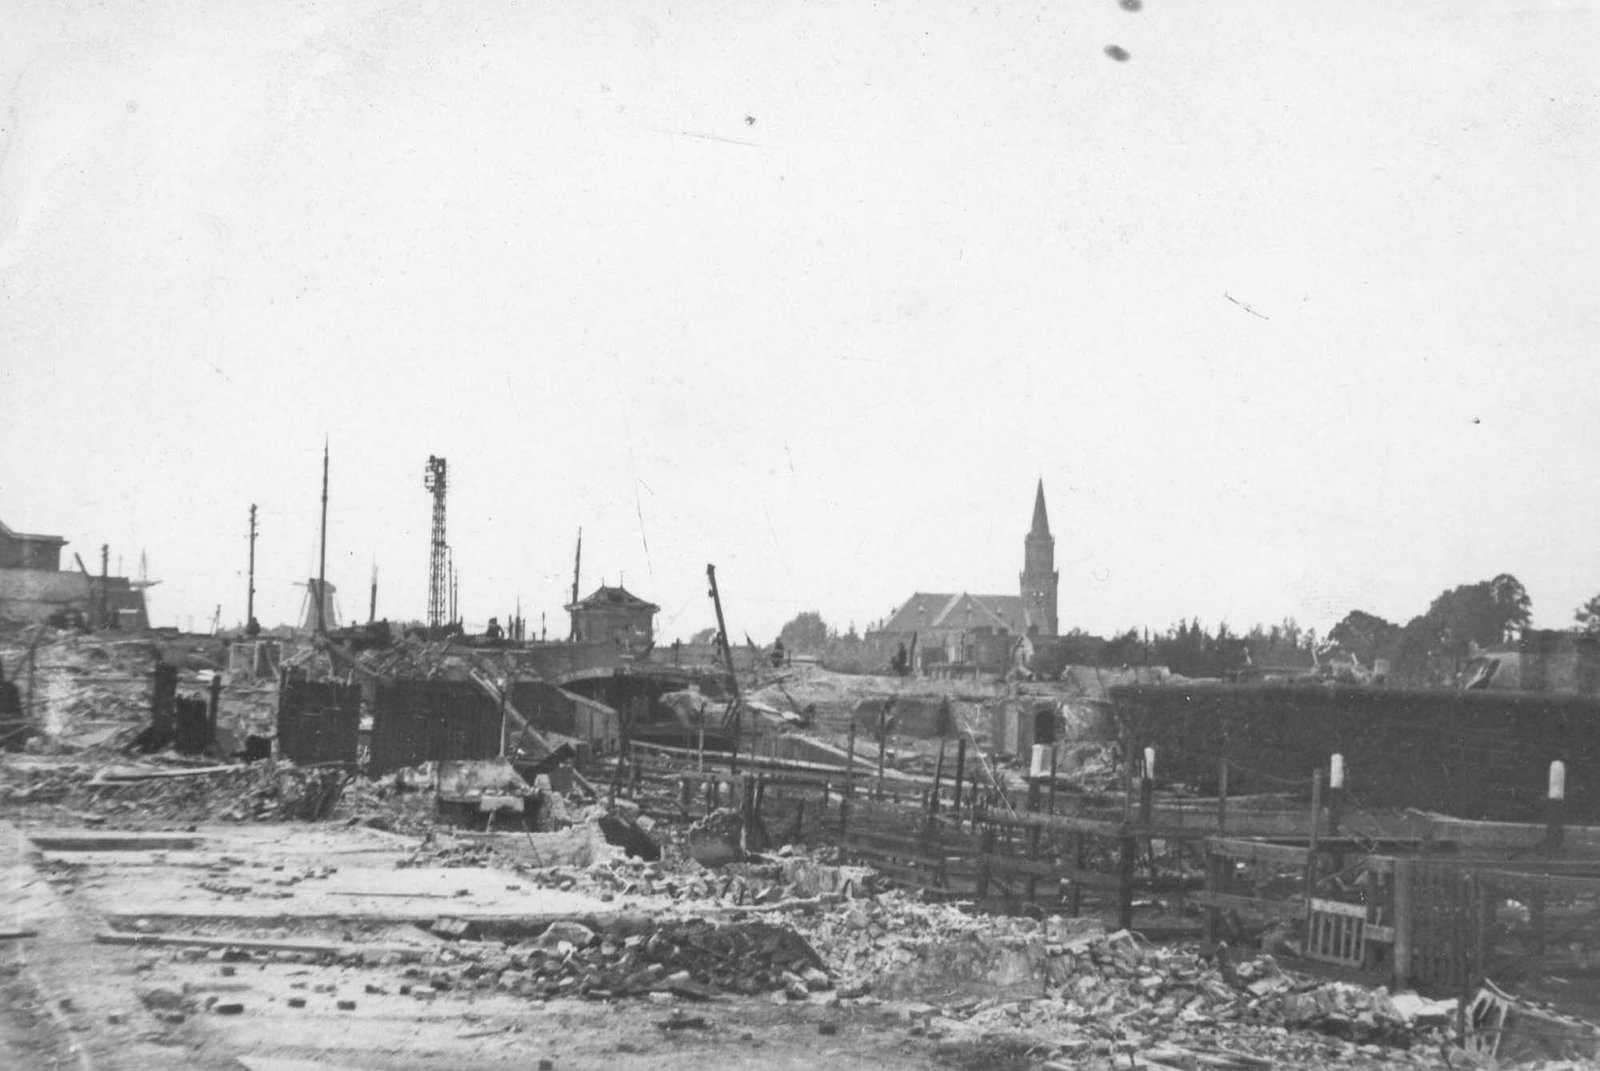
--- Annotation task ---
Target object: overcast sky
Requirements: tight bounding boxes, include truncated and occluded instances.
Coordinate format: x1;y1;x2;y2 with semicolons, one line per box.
3;0;1597;642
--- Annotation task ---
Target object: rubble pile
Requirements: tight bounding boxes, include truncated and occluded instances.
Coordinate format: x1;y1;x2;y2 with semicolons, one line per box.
0;759;349;822
485;848;872;910
335;774;446;836
430;918;830;1001
138;917;831;1004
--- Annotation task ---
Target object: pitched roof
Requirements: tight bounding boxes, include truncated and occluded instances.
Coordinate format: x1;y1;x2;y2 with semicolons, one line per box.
882;591;1040;635
565;584;659;613
1030;479;1050;537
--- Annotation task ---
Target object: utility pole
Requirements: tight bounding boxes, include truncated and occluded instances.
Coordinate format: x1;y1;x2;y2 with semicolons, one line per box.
99;544;109;629
569;529;582;641
316;440;329;635
369;563;378;624
706;565;740;697
246;504;258;635
447;547;457;627
706;564;742;769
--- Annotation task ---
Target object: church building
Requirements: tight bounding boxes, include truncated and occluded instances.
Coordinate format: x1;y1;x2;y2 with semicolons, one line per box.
874;481;1060;671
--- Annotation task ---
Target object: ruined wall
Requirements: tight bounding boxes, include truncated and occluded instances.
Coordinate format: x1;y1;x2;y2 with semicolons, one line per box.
510;680;580;735
369;680;501;776
1111;683;1600;822
0;569;147;627
277;679;362;765
0;568;89;620
1520;632;1600;696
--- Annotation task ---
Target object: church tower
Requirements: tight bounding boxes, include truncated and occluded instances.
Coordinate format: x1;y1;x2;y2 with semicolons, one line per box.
1019;480;1059;636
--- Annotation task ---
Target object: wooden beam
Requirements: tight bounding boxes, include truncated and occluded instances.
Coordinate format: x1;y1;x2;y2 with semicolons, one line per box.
95;931;430;961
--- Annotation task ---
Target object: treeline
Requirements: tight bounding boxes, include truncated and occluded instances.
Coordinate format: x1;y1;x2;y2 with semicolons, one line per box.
1049;573;1535;684
767;570;1583;685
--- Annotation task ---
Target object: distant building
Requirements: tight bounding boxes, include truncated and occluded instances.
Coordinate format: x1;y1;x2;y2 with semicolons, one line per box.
0;519;66;570
298;579;340;632
1464;630;1600;697
0;516;148;628
874;482;1060;672
565;584;658;646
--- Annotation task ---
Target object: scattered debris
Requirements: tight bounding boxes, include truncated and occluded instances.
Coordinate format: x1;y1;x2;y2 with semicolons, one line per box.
1464;981;1600;1065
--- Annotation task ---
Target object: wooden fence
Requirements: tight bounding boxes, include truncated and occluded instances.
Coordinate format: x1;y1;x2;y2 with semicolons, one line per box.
1201;836;1600;997
587;742;1600;999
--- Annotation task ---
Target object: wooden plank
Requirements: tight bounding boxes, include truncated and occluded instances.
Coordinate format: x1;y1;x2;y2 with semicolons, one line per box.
30;833;202;852
980;854;1061;880
91;765;240;783
1309;897;1368;918
1205;839;1311;867
1474;870;1600;898
1192;891;1306;920
96;931;429;961
845;830;973;854
844;860;951;893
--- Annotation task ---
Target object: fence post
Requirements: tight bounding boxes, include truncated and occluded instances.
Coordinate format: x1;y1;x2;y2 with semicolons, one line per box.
1328;753;1345;837
1217;757;1229;834
976;826;996;903
1118;829;1136;931
1068;833;1085;917
952;736;967;829
1304;767;1324;953
844;721;857;800
929;738;946;816
1532;761;1566;970
1025;779;1043;904
1392;857;1414;990
1203;843;1222;944
876;707;887;801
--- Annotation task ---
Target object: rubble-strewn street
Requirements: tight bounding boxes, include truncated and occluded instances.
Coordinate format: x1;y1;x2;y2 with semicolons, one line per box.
5;620;1600;1070
0;757;1575;1071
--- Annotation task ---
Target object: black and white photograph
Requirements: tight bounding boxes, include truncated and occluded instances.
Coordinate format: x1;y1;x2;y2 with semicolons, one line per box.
3;1;1599;1067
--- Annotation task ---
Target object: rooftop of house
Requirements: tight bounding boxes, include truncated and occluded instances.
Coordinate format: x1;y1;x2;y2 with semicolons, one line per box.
0;518;67;547
881;591;1044;635
565;584;660;614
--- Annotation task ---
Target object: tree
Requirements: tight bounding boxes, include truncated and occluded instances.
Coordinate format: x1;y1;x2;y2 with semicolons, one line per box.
1576;594;1600;635
1328;610;1401;667
778;611;832;653
1381;573;1534;686
689;627;719;645
1428;574;1532;654
1490;574;1533;636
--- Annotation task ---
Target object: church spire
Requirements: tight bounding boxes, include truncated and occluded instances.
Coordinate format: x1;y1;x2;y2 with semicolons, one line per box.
1021;480;1059;637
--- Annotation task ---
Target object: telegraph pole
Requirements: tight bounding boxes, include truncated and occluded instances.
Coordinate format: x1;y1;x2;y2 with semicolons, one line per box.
706;563;742;769
569;529;582;640
316;441;329;635
706;564;740;697
246;504;258;634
